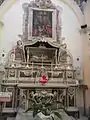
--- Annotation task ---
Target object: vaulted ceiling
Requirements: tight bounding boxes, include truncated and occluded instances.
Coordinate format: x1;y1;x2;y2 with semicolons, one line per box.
0;0;17;19
0;0;84;24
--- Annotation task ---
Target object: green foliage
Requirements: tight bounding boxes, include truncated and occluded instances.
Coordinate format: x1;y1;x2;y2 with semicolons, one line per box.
25;95;64;119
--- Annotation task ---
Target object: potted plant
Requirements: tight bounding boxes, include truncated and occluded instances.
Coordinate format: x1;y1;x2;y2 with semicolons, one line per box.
25;90;65;120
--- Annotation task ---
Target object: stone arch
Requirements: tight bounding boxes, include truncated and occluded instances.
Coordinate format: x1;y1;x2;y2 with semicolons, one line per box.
59;0;84;25
0;0;84;24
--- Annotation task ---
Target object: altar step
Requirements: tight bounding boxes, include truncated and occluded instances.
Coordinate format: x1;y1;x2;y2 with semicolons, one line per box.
1;108;17;117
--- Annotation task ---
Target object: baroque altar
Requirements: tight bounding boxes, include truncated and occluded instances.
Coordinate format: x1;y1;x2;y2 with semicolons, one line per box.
0;0;80;117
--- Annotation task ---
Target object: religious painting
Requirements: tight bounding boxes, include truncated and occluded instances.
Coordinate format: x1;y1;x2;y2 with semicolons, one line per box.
32;10;52;37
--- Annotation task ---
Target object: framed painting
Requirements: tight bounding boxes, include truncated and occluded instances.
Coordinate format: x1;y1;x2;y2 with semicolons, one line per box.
28;8;57;40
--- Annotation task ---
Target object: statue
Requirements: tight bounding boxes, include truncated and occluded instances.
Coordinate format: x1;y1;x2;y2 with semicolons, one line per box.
10;40;24;62
14;40;24;61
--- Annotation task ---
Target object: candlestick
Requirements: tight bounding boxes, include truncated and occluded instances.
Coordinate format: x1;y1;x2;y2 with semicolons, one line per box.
26;47;29;68
51;63;53;81
41;54;44;69
31;62;33;79
55;49;58;69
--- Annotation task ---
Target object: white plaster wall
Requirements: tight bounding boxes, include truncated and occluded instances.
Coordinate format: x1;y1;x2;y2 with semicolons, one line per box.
82;1;90;108
0;0;83;68
84;1;90;26
76;89;83;111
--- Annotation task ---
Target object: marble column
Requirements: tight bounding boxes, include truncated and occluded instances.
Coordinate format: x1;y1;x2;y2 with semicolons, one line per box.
0;70;4;91
22;3;29;40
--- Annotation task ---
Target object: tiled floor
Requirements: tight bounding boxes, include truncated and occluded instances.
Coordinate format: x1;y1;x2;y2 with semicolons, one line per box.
7;109;88;120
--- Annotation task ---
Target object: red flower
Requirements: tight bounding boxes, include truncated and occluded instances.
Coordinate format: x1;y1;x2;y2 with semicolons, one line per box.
40;75;48;84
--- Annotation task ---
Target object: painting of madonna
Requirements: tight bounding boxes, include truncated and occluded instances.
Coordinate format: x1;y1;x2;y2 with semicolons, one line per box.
32;10;52;37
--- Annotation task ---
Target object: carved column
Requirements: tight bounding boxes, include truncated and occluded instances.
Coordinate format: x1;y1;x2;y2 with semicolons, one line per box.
67;87;76;107
52;9;56;40
0;65;5;91
26;47;29;67
0;72;4;91
26;90;29;110
28;7;33;40
22;3;29;40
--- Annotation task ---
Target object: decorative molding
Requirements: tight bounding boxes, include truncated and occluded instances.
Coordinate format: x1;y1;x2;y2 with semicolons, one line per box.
28;0;55;9
23;1;62;41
